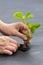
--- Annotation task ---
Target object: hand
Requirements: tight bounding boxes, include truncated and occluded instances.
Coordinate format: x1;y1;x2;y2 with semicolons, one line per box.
1;21;31;40
0;36;20;55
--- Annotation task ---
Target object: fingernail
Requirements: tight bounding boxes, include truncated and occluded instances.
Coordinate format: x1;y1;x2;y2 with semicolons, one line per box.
9;52;13;55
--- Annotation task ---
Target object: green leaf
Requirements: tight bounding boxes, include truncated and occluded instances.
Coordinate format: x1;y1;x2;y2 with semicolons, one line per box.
31;24;40;29
30;24;40;34
22;16;26;20
31;27;35;34
26;22;40;34
13;12;23;20
25;12;33;20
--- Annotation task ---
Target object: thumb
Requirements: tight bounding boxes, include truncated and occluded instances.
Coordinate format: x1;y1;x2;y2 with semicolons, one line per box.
15;31;27;41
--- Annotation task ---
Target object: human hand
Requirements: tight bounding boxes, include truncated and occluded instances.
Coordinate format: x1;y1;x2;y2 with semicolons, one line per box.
0;36;20;55
0;21;31;42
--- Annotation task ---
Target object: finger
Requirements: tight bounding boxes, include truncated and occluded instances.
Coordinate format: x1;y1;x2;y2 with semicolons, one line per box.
2;50;13;55
19;24;32;38
15;31;27;40
5;36;20;47
3;50;13;55
5;46;17;52
10;43;18;49
9;39;20;47
22;29;32;38
10;41;20;47
21;23;32;38
18;22;29;31
0;42;5;46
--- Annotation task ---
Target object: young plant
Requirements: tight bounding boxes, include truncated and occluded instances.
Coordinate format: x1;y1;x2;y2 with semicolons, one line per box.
13;12;40;52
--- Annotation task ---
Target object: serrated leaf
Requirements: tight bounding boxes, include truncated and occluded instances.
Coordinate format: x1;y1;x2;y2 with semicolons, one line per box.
22;16;26;20
13;12;23;20
25;12;33;20
26;23;40;34
30;26;35;34
30;24;40;34
31;24;40;28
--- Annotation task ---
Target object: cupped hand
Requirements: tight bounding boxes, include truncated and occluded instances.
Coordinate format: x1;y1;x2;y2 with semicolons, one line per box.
1;22;31;41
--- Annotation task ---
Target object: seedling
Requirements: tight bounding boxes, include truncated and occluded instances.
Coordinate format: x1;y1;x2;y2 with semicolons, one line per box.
13;12;40;52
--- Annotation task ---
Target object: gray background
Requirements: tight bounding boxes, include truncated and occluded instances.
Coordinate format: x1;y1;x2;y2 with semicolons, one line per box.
0;0;43;65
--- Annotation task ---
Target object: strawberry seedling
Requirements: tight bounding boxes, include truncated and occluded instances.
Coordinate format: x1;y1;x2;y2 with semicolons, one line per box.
13;12;40;52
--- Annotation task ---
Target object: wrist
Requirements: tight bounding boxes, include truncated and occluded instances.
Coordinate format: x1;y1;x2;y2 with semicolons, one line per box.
0;20;7;32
